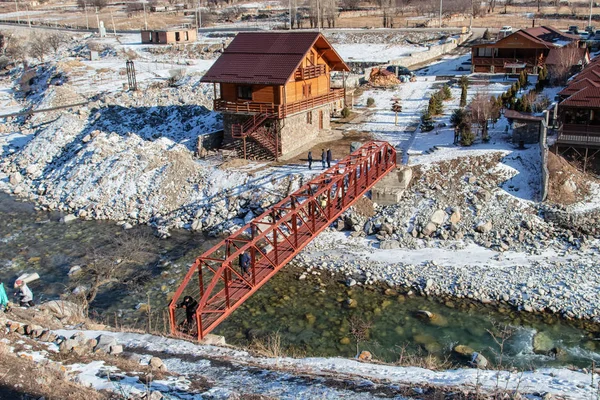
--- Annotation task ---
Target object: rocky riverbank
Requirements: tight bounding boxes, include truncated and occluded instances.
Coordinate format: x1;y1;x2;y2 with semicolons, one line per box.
298;152;600;323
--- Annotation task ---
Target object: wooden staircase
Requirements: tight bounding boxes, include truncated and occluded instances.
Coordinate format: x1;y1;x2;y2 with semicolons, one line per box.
230;113;280;159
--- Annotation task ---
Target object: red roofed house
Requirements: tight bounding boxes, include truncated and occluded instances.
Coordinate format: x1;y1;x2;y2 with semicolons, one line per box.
555;56;600;170
201;32;350;159
471;26;580;74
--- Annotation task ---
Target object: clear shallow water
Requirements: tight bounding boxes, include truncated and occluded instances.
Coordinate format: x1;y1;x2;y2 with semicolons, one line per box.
1;192;600;369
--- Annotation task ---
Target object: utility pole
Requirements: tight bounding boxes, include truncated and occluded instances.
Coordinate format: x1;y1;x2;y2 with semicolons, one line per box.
95;6;100;29
142;0;148;31
25;4;31;29
317;0;320;30
469;0;473;32
84;2;89;30
15;0;20;25
289;0;292;29
439;0;443;28
110;9;116;35
589;0;593;28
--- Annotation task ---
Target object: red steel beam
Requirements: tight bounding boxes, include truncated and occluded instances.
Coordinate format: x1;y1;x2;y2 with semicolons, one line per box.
169;141;396;340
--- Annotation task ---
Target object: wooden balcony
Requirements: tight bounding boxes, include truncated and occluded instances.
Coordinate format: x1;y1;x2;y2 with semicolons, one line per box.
294;64;326;80
472;57;539;67
557;124;600;148
214;89;344;119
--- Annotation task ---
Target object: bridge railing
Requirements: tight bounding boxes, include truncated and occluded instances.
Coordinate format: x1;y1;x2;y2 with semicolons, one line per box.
169;141;396;340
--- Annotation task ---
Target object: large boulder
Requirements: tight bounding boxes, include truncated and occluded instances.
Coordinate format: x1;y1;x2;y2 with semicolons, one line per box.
430;209;447;225
38;300;84;322
414;310;447;327
475;220;493;233
453;344;475;357
532;331;554;354
94;334;119;354
450;207;461;224
421;222;437;236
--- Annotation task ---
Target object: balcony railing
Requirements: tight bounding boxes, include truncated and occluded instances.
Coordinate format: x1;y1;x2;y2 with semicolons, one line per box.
214;89;345;119
472;57;539;67
294;64;327;80
557;124;600;147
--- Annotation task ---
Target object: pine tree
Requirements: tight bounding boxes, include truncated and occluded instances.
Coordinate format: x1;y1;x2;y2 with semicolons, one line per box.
442;84;452;100
460;84;467;107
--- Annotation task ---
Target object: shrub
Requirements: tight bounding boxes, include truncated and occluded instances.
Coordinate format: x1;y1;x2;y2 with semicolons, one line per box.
0;56;9;70
366;97;375;107
460;84;467;107
460;127;476;146
441;84;452;100
341;106;351;118
459;75;469;88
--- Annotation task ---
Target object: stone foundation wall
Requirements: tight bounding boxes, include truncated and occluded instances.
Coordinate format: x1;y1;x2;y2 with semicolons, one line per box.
280;104;333;156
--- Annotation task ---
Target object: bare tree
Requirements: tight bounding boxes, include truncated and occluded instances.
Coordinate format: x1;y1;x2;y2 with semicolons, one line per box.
47;33;65;55
341;0;360;10
68;231;157;310
29;34;50;63
548;46;584;84
469;92;495;141
349;315;372;358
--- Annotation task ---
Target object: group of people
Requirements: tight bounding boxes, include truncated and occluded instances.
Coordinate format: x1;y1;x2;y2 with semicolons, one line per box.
307;148;333;170
0;278;35;312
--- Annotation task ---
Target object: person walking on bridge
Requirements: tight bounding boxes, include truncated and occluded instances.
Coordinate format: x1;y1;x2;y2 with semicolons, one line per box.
239;251;250;277
326;148;332;168
321;149;326;169
307;151;313;170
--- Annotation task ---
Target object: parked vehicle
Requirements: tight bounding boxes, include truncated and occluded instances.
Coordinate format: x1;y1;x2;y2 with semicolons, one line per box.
498;26;513;38
585;26;596;34
386;65;414;77
457;59;471;71
568;25;579;34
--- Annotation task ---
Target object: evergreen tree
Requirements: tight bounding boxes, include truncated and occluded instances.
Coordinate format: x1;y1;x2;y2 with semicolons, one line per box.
442;84;452;100
460;84;467;107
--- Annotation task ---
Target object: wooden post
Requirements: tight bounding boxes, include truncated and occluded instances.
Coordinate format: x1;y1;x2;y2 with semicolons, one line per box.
342;71;347;107
584;147;589;173
243;137;247;160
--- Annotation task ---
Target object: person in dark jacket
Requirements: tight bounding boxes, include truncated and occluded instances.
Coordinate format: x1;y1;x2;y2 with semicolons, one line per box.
239;251;250;276
307;151;313;170
321;149;326;169
326;148;332;168
176;295;199;327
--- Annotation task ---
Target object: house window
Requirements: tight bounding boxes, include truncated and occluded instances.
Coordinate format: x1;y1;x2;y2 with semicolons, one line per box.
148;32;152;42
237;85;252;100
307;111;313;124
185;31;189;41
477;48;497;57
309;51;315;65
303;83;312;98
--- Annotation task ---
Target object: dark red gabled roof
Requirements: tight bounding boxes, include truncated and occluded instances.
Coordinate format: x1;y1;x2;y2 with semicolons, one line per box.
200;32;349;85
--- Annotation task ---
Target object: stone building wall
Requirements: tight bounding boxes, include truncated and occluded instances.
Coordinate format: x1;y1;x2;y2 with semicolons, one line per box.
512;120;541;144
280;104;332;156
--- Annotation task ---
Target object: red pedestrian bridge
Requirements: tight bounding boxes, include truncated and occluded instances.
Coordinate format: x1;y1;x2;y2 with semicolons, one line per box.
169;141;397;340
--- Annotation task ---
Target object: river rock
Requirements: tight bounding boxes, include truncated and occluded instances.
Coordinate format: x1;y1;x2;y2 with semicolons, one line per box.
430;209;446;225
475;220;493;233
38;300;84;321
450;207;461;224
358;350;373;361
470;352;488;368
380;240;400;250
421;222;437;236
9;172;22;185
149;356;167;371
61;214;78;224
453;344;475;357
532;331;554;354
94;334;118;354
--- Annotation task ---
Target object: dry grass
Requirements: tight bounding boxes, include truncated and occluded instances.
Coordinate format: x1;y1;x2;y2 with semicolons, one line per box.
394;344;456;371
547;151;594;205
250;332;285;359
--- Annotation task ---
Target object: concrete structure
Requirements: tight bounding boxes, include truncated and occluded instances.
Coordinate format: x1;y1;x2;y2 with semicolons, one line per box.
372;165;412;205
141;28;197;44
200;32;350;159
505;109;545;145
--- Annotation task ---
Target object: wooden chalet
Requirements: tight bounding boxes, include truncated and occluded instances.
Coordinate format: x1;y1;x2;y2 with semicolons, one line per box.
200;32;350;159
555;55;600;171
471;26;580;74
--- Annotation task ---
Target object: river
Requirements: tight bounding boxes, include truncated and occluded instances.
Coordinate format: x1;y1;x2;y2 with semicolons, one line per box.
1;192;599;369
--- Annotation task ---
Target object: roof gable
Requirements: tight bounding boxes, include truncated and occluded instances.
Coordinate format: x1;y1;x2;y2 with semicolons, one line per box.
200;32;349;85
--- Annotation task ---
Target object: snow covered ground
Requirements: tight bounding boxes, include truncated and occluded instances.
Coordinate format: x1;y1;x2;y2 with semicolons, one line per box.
48;329;600;399
335;43;427;63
